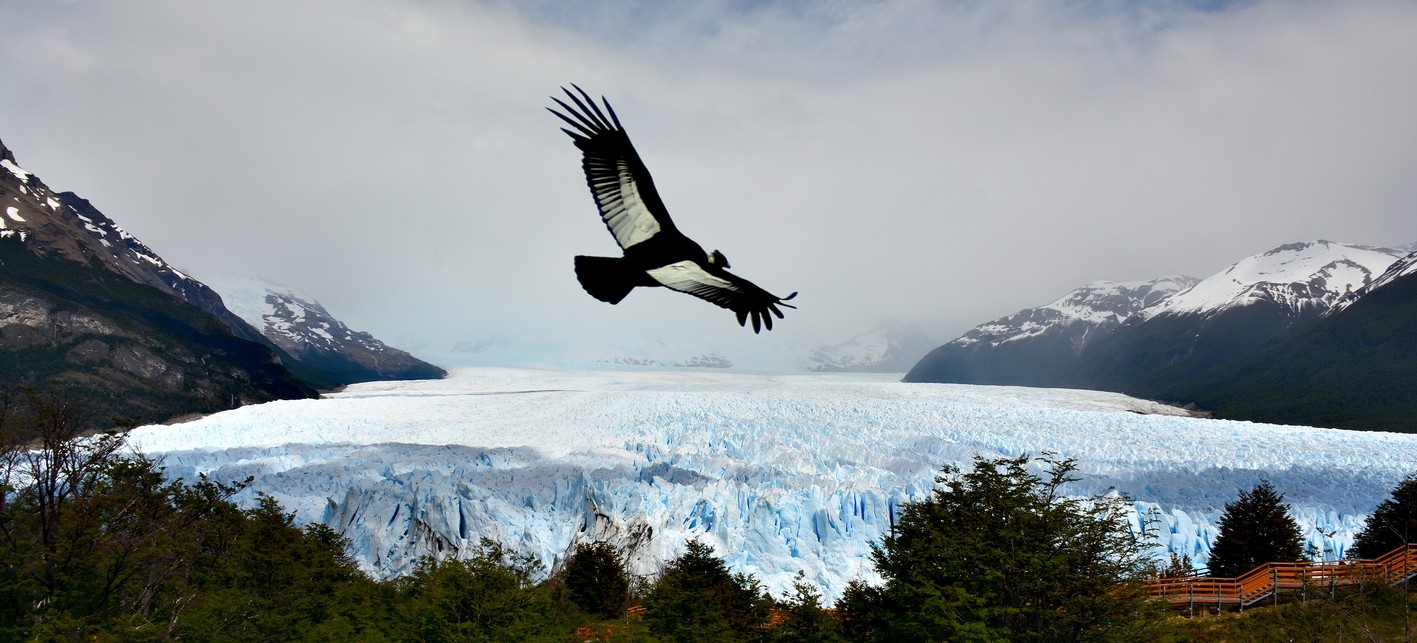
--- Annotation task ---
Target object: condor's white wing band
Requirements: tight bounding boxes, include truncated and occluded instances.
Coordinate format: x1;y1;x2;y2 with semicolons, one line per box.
646;261;742;305
590;159;660;248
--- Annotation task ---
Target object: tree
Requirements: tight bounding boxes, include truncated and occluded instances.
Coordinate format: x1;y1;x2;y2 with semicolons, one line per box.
1352;474;1417;559
562;542;631;619
642;539;770;641
768;572;846;643
862;453;1155;642
1206;480;1304;578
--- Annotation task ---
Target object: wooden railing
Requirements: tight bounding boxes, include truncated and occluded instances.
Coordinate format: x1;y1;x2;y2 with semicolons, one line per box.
1144;543;1417;612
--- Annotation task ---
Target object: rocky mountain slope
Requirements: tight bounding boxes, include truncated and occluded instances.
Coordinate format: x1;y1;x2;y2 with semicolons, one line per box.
905;277;1196;386
1175;250;1417;430
1;138;317;430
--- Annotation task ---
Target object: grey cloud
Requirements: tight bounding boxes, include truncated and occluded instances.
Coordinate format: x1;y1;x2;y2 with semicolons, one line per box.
2;0;1414;366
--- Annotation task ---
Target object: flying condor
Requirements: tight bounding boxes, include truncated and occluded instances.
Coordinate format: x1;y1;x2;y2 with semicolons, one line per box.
549;85;797;333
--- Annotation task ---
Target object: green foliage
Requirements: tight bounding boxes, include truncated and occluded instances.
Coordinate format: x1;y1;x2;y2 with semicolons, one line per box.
395;539;564;642
833;579;890;642
859;453;1157;642
642;539;771;642
172;495;387;640
1206;480;1304;578
1353;474;1417;559
562;541;632;619
0;393;388;640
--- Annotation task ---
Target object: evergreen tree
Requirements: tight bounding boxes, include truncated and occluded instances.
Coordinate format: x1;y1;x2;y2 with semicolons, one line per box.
562;541;631;619
1206;480;1304;578
642;539;770;641
1352;474;1417;559
861;454;1155;642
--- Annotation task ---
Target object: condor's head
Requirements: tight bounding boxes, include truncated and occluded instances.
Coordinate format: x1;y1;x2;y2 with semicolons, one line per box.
708;249;730;269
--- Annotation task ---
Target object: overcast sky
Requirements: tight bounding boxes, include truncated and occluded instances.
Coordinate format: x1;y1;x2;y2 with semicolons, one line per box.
4;0;1416;365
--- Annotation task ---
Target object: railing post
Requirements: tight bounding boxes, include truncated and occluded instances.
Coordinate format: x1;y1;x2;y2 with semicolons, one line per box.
1273;567;1279;607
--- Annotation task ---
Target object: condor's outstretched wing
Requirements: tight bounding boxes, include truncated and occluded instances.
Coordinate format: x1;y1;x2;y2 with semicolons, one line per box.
548;85;677;251
644;261;798;333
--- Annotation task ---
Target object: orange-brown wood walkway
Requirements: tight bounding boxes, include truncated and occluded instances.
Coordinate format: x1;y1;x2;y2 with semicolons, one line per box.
1144;543;1417;613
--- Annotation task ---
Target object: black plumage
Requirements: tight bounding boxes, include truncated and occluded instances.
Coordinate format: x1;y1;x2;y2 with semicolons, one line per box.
549;85;797;333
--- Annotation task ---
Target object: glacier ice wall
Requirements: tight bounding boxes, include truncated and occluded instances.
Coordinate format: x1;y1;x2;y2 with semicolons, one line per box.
132;367;1417;600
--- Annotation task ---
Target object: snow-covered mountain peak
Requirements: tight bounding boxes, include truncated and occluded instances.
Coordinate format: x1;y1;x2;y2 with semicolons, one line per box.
0;140;259;339
1144;240;1402;320
1377;251;1417;282
206;275;445;384
1331;249;1417;314
2;143;51;243
1043;276;1198;325
951;275;1197;349
208;276;361;350
2;139;172;274
212;276;308;329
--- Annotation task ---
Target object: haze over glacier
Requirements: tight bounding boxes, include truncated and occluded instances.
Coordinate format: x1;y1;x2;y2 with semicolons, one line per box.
129;364;1417;600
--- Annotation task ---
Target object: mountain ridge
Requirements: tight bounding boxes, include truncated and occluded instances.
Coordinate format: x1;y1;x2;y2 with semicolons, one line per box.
2;137;323;430
906;240;1416;431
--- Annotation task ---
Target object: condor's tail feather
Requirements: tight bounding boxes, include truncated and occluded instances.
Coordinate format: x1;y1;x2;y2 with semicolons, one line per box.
574;255;638;304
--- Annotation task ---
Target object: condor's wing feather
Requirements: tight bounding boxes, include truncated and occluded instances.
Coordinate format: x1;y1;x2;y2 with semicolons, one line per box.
645;261;797;333
549;86;676;251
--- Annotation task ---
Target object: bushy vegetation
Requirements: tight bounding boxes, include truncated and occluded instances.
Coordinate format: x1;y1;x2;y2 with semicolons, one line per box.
3;394;1412;640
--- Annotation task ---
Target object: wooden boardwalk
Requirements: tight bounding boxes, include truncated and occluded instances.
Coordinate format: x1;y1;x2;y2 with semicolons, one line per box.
1144;543;1417;613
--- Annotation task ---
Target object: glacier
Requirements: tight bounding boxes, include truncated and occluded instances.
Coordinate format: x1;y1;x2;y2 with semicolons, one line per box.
127;365;1417;600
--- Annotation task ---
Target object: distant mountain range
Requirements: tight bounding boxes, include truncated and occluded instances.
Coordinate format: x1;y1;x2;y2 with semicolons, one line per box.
906;240;1417;432
0;137;442;430
207;276;445;389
